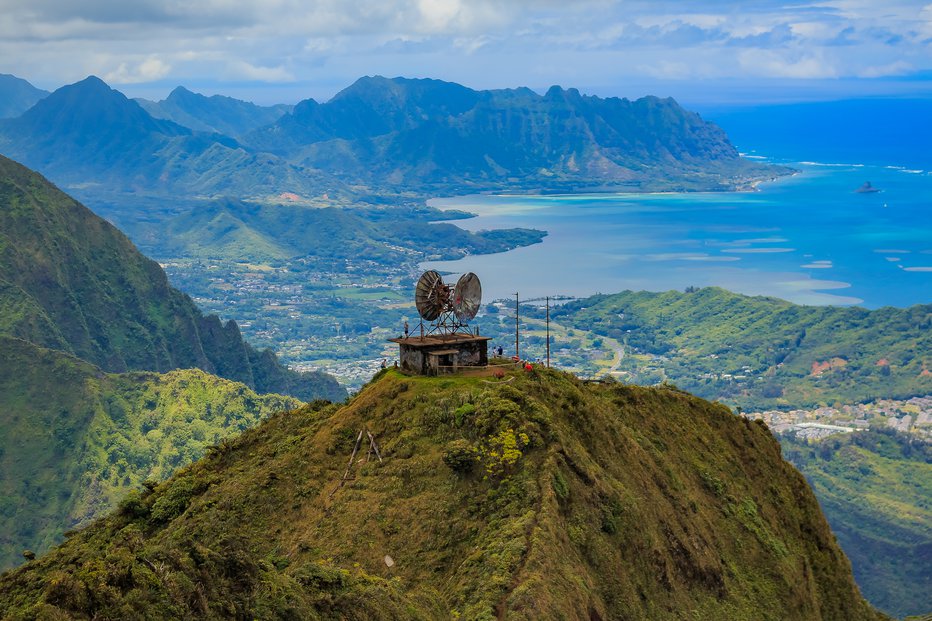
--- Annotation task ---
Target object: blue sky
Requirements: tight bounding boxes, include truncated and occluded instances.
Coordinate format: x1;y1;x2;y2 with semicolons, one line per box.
1;0;930;106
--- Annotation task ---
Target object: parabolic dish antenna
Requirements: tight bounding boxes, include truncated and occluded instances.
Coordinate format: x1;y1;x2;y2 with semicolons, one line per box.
415;270;446;321
452;272;482;322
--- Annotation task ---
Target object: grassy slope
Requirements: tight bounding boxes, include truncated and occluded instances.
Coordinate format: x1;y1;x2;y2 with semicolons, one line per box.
547;287;932;409
0;154;345;402
157;198;545;264
0;336;301;572
0;368;884;620
781;432;932;618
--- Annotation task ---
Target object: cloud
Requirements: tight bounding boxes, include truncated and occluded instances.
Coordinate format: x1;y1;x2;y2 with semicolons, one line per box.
738;49;839;78
858;60;913;77
104;57;171;83
227;61;294;82
0;0;929;101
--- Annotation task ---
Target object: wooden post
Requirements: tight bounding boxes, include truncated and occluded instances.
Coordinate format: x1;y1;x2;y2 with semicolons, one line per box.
514;292;519;360
366;430;383;463
546;296;550;368
330;429;364;498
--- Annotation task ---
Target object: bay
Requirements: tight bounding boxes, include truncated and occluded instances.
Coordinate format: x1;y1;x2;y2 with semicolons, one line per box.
423;161;932;309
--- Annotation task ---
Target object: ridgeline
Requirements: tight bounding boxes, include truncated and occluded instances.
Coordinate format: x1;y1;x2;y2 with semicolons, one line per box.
0;367;885;620
0;154;344;402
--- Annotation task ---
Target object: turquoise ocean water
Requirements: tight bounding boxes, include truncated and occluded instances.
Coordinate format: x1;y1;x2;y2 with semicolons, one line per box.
423;161;932;308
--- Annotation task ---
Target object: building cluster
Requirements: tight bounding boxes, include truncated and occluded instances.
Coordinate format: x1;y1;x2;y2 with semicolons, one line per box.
745;395;932;441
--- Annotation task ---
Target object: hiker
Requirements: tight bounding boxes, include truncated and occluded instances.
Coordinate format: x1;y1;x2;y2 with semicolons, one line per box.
497;345;504;357
381;358;387;369
524;361;533;372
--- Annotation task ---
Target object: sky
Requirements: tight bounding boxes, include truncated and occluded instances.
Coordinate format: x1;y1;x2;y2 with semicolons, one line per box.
1;0;931;106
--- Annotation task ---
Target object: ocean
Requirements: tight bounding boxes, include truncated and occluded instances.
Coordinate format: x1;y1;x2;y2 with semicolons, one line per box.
423;161;931;308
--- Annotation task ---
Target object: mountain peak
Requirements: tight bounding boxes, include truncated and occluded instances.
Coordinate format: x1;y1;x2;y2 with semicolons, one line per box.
0;73;50;118
0;369;883;619
14;75;187;140
71;74;109;90
166;85;197;100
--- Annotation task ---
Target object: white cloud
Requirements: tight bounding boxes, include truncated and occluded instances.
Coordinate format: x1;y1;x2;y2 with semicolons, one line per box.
738;49;838;79
104;57;171;83
417;0;462;31
227;61;294;82
0;0;929;101
858;60;913;77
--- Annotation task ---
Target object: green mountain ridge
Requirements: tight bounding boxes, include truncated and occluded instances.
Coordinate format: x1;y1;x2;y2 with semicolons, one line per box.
0;74;787;211
0;335;302;573
781;431;931;618
0;77;344;202
135;86;292;138
155;197;546;263
245;75;786;194
0;153;345;401
0;368;885;620
543;287;932;409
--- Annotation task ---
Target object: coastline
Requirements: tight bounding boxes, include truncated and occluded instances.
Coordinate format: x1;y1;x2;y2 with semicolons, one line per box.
422;160;930;309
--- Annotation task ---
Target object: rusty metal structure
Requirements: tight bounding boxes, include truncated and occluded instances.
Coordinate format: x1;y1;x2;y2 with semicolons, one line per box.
391;271;490;375
414;270;481;336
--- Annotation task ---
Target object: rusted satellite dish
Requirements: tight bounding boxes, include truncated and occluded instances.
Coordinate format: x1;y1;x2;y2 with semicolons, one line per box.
415;270;446;321
453;272;482;322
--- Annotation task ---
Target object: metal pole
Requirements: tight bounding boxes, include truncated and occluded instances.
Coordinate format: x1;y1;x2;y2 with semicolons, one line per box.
546;296;550;368
514;292;519;360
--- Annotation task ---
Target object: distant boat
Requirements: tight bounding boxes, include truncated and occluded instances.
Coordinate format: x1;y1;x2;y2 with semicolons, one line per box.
855;181;880;193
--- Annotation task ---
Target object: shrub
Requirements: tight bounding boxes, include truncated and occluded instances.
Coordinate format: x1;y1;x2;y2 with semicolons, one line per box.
442;440;476;475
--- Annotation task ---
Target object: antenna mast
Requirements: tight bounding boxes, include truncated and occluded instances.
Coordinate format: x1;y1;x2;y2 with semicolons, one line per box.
514;292;519;360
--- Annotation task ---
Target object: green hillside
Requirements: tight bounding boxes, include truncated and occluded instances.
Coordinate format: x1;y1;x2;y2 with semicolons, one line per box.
544;287;932;409
246;76;786;194
157;198;545;263
781;431;932;618
0;153;345;402
0;368;884;620
0;336;302;572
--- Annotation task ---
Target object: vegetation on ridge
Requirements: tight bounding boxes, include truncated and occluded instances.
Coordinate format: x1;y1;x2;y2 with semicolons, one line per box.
0;368;884;620
0;153;344;402
541;287;932;409
0;336;302;572
781;431;932;618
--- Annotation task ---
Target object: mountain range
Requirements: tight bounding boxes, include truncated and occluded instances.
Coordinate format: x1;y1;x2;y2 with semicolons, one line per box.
0;74;784;210
247;76;778;193
135;86;292;138
0;368;886;620
0;77;343;203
